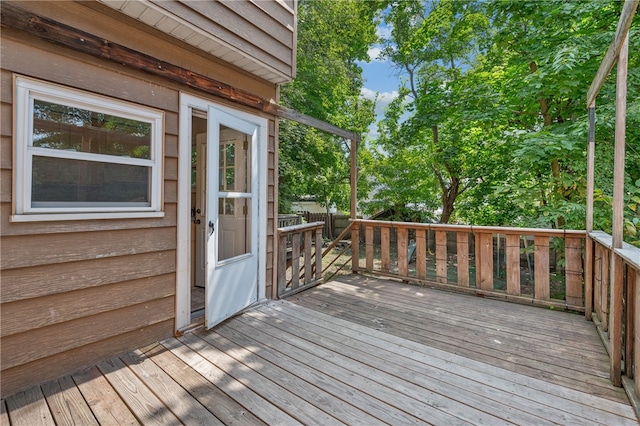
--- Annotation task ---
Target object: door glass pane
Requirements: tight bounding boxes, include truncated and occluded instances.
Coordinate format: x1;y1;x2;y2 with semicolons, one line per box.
218;198;251;261
218;125;250;192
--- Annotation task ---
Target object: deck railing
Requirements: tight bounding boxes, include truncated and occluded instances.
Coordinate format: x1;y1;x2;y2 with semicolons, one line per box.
587;231;640;396
277;222;324;298
350;219;586;311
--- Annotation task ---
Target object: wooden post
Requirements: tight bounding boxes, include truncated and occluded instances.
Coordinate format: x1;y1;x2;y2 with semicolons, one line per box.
609;33;629;387
585;106;596;320
350;137;358;219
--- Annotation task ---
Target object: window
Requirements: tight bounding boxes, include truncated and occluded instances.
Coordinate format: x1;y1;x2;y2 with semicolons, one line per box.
13;77;164;221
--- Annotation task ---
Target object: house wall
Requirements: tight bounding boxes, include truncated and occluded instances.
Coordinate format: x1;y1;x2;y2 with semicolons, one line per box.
148;0;297;79
0;1;279;397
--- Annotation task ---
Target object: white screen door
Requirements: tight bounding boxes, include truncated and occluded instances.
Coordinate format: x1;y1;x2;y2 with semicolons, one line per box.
205;107;259;328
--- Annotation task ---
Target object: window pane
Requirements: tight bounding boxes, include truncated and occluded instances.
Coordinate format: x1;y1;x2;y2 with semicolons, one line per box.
31;156;150;206
218;126;250;193
218;198;251;261
33;100;152;159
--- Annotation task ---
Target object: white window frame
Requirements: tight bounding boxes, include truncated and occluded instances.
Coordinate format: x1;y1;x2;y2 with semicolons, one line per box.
12;76;165;222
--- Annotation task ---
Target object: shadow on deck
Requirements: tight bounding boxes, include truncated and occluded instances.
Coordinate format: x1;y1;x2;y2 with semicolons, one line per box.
2;275;636;425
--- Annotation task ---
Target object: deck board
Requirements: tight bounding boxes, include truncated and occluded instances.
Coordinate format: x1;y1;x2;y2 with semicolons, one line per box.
296;282;613;380
1;275;637;425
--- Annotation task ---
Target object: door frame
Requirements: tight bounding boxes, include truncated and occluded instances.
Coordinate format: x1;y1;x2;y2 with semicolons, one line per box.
176;93;268;331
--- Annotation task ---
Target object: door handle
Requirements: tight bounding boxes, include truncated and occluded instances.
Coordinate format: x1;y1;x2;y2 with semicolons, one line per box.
208;220;215;236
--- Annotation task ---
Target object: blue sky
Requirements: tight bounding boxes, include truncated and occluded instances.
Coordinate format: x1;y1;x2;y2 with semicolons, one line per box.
358;25;404;140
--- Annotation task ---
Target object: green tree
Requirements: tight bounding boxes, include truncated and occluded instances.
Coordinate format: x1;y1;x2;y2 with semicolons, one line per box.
488;0;640;241
278;0;380;214
368;0;506;223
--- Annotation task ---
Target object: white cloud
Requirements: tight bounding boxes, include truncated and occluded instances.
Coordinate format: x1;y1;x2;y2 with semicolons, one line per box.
360;88;400;140
367;45;389;62
367;47;385;62
361;87;399;112
377;24;393;40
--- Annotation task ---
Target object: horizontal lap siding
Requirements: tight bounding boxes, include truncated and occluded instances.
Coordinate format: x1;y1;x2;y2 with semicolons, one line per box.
151;0;296;78
0;26;180;396
1;3;280;397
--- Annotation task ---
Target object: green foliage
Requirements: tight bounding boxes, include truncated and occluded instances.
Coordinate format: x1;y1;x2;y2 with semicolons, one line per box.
278;0;380;214
367;0;640;245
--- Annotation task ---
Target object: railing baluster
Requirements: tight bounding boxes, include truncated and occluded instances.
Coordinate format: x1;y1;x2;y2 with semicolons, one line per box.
534;236;550;301
291;232;301;289
304;229;313;286
595;243;603;322
351;223;360;273
381;227;390;273
626;264;635;379
436;230;447;284
477;232;494;291
365;225;374;271
457;232;469;287
416;228;427;280
602;246;610;332
398;227;408;278
565;236;584;307
277;233;287;297
634;268;640;396
506;234;521;296
315;227;323;283
585;236;595;320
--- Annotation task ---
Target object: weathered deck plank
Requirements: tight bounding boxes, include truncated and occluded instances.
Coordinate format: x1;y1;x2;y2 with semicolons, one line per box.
294;277;626;403
1;275;636;425
72;366;140;425
298;281;612;379
40;376;98;426
140;343;266;426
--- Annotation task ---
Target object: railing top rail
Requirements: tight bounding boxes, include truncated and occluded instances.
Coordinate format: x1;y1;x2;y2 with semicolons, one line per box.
352;219;586;237
591;231;640;270
278;221;324;235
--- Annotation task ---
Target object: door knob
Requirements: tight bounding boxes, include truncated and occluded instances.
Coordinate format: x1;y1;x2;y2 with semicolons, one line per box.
208;221;215;236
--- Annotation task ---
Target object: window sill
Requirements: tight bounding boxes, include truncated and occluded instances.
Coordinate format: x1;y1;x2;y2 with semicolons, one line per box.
11;211;165;222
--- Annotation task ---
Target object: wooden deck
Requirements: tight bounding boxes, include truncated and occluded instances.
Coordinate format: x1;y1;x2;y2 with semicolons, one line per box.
2;275;637;425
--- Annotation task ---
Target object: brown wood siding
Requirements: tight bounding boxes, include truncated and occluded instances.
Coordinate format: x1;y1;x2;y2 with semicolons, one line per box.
0;320;174;397
1;1;279;397
8;1;279;100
